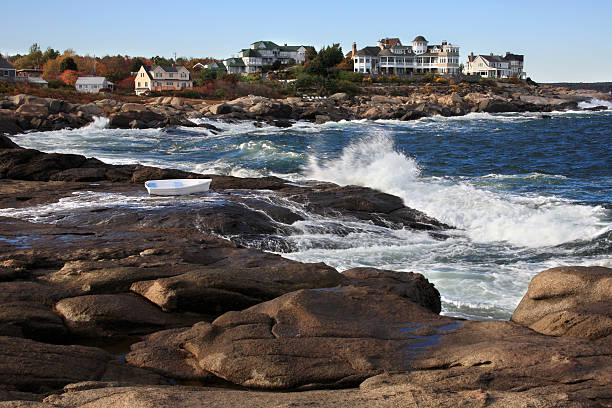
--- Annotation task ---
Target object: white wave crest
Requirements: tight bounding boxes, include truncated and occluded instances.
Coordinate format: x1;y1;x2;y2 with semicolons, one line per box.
305;134;609;248
578;98;612;109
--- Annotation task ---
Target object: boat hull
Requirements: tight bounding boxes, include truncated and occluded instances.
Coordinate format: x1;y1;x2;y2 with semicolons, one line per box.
145;179;212;196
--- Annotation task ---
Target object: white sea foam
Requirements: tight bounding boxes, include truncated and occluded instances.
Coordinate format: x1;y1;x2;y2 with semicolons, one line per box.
578;98;612;109
305;134;609;248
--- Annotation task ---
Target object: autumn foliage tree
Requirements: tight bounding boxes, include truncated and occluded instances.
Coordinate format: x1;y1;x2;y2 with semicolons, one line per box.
59;69;79;86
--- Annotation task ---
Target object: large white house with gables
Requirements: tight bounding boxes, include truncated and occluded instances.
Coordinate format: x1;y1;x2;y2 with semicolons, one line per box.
352;36;460;75
222;41;309;74
463;52;525;79
134;65;193;95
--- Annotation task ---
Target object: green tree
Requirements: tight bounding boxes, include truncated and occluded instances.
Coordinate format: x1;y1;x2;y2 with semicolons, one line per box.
131;58;145;72
59;57;78;72
305;44;343;76
304;46;317;61
42;47;60;64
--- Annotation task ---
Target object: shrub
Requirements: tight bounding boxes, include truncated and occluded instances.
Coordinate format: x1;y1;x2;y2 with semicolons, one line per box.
335;79;360;95
337;70;364;83
182;89;201;99
215;88;226;99
434;77;447;84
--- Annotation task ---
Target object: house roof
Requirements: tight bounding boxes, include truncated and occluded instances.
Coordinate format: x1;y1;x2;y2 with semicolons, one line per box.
27;77;48;85
481;55;507;63
378;49;396;57
413;35;427;42
0;58;15;70
225;58;245;67
279;45;304;52
354;46;381;57
504;53;524;62
380;38;401;48
151;65;188;73
241;49;261;57
252;41;279;50
75;76;110;85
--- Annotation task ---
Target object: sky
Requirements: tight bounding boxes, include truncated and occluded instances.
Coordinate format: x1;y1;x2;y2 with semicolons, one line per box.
2;0;611;82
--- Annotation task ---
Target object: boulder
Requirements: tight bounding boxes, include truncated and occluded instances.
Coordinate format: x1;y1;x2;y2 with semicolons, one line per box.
329;92;349;101
511;266;612;340
315;114;332;124
0;301;68;343
343;267;441;313
0;149;88;181
483;99;518;113
130;262;346;314
249;102;292;118
0;336;164;394
78;104;102;116
209;103;232;115
15;104;48;117
127;286;453;388
55;293;197;338
0;135;20;149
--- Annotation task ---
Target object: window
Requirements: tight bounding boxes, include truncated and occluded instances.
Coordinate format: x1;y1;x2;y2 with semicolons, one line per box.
145;82;148;87
180;73;186;78
169;73;174;78
354;59;358;64
157;82;162;86
156;73;162;78
137;82;141;87
166;81;173;86
181;82;186;87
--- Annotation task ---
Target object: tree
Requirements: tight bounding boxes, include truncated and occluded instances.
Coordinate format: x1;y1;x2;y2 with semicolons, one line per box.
60;57;77;72
131;58;145;72
305;44;343;76
42;47;60;64
29;43;41;55
59;69;79;86
304;46;317;61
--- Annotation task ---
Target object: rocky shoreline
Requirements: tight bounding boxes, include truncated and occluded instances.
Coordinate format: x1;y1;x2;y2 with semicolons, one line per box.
0;137;611;407
1;82;611;135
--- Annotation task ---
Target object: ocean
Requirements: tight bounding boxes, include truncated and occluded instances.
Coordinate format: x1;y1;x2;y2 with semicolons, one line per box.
6;100;612;321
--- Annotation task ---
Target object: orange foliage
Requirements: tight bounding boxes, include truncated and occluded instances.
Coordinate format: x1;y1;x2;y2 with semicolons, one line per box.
116;76;135;90
60;70;79;86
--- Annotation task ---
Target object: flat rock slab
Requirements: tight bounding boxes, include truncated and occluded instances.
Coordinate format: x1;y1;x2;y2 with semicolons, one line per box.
512;266;612;339
55;293;201;338
130;262;346;314
0;336;164;394
0;301;68;343
127;286;454;389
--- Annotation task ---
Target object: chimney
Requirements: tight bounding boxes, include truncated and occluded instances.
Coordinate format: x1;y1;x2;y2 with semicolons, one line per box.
284;43;287;46
442;41;447;46
506;51;510;57
470;52;474;62
352;42;357;57
490;52;494;56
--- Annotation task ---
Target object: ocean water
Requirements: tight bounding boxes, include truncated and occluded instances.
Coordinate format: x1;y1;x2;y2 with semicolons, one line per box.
6;102;612;320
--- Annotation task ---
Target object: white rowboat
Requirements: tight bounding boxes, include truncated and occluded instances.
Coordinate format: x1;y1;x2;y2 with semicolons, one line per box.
145;179;212;196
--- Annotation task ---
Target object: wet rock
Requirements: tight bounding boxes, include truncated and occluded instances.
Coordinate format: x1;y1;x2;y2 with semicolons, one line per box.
511;266;612;340
343;267;441;314
130;262;346;314
0;149;88;181
249;101;292;118
0;336;164;394
0;135;20;149
288;185;450;230
55;293;198;338
483;99;518;113
400;110;427;121
315;114;332;124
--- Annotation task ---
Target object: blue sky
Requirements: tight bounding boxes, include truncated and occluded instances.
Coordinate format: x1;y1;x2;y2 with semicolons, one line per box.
2;0;611;82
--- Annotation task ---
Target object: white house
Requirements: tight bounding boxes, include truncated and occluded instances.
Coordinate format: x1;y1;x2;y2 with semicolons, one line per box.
221;41;309;75
464;52;525;79
352;36;461;75
75;77;114;93
134;65;192;95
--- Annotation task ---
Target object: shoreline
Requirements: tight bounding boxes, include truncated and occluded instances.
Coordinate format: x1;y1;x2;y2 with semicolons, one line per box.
2;82;611;136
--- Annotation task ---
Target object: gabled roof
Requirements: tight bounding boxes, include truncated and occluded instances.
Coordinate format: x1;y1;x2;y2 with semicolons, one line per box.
241;49;261;57
354;46;381;57
225;58;245;67
379;38;401;48
481;55;507;63
252;41;279;50
151;65;188;73
0;58;15;70
75;76;110;85
378;49;396;57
